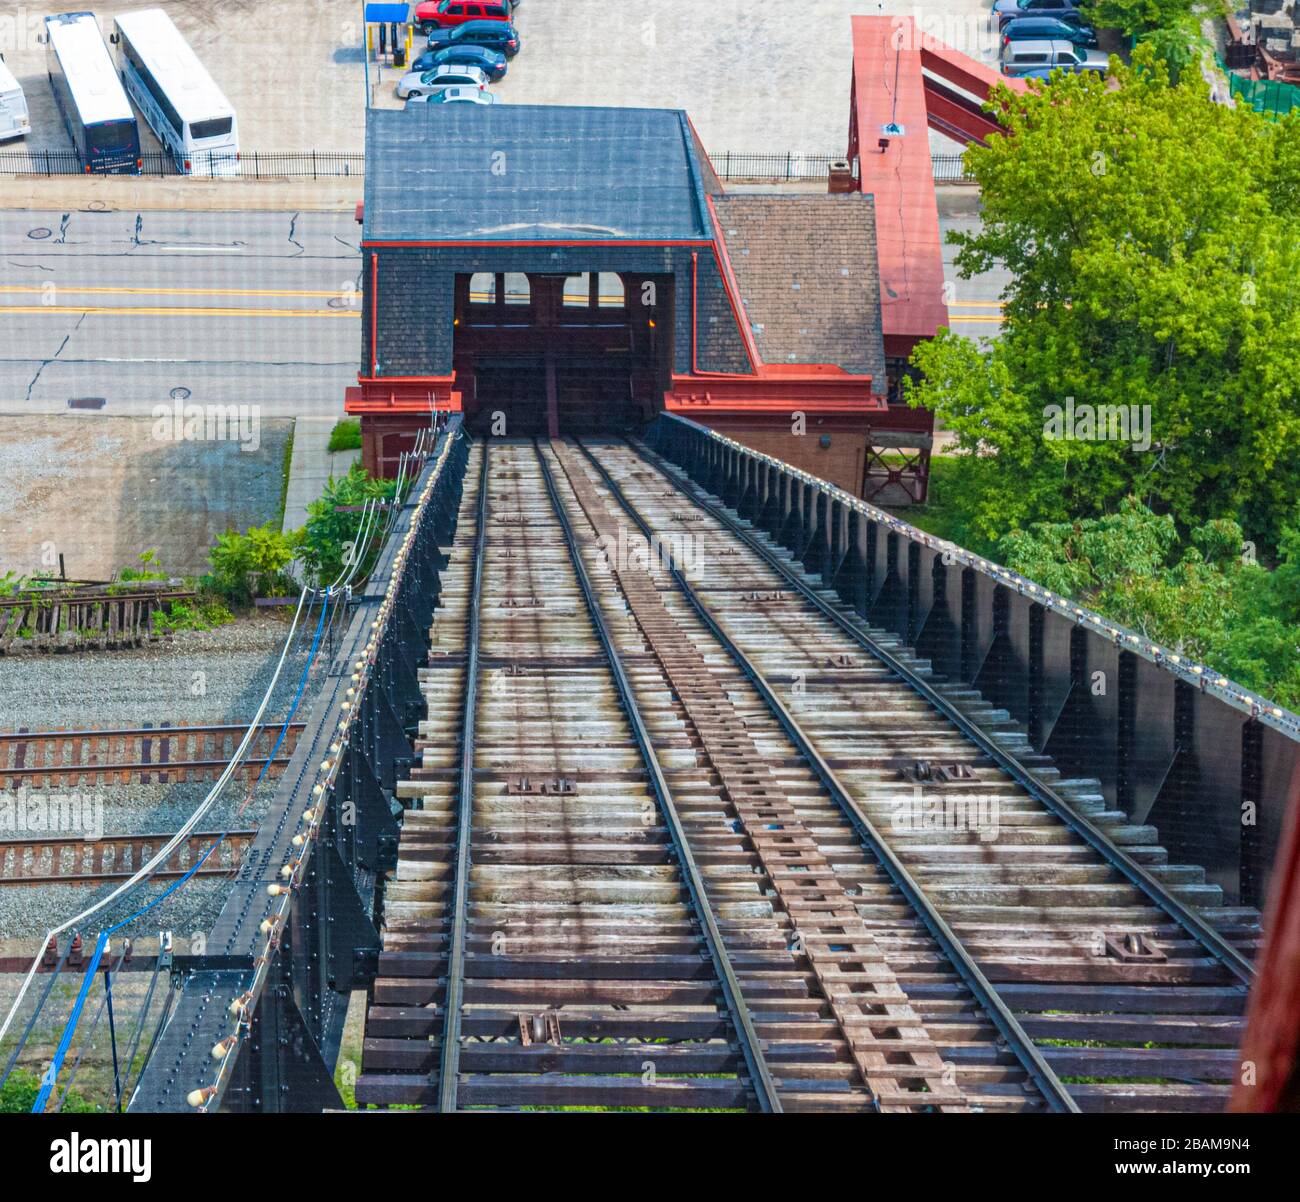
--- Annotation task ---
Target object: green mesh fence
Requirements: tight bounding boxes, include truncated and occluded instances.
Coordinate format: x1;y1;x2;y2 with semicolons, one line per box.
1230;74;1300;118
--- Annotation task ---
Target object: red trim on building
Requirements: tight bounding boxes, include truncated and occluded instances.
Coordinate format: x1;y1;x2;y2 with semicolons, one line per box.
360;238;716;249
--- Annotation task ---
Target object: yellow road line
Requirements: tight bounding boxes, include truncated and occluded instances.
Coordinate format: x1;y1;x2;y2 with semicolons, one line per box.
0;305;360;318
0;284;350;299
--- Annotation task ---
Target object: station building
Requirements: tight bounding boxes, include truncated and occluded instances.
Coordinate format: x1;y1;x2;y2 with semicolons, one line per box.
346;16;1020;503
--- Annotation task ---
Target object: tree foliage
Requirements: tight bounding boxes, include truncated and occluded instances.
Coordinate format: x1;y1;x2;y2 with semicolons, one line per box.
1082;0;1194;39
907;51;1300;554
203;522;303;606
998;500;1300;707
298;463;397;587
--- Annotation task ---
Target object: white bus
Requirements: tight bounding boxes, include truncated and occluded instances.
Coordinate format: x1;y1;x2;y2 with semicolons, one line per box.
112;8;238;176
0;53;31;142
43;12;140;173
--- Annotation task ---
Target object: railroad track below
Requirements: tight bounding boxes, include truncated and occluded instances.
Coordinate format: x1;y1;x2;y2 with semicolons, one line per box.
0;722;303;788
0;829;255;886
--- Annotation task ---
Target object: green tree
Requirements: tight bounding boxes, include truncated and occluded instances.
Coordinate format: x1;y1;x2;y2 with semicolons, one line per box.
1082;0;1194;39
908;51;1300;553
1137;15;1208;86
998;500;1300;707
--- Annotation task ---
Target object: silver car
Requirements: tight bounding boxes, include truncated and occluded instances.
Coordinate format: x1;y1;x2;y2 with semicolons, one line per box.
999;38;1108;79
407;85;501;106
395;63;490;100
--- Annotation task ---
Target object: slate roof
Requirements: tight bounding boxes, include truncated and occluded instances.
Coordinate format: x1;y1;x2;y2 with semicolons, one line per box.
363;104;715;243
712;194;886;381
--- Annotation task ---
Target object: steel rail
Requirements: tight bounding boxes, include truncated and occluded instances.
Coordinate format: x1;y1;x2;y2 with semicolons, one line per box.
0;756;292;787
627;438;1257;988
577;439;1084;1113
534;439;783;1113
0;722;305;744
436;442;490;1113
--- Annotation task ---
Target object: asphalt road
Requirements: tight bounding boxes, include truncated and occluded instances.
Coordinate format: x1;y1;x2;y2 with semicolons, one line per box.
0;199;1006;415
0;209;363;413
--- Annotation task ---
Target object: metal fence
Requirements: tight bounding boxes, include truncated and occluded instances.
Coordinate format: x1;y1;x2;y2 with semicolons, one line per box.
697;149;975;184
707;151;843;182
0;149;365;178
0;145;970;183
931;153;976;183
1227;73;1300;119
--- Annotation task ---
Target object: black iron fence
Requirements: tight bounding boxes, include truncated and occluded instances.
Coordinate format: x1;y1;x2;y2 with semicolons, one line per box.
0;146;971;184
707;151;843;182
931;153;977;183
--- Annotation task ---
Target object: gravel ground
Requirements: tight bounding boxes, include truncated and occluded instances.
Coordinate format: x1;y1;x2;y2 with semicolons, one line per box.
0;613;311;731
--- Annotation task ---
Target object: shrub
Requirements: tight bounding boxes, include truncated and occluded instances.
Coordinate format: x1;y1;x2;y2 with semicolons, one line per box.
202;523;303;607
328;418;363;454
298;463;396;587
151;598;235;634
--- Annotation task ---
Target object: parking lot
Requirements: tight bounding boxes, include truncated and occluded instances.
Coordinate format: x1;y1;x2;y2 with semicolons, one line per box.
0;0;1001;158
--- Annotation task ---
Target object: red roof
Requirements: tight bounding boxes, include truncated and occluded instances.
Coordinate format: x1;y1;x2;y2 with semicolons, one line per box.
850;15;949;353
849;17;1028;354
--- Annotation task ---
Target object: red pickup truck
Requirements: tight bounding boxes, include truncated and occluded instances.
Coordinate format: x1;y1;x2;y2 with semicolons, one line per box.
414;0;515;35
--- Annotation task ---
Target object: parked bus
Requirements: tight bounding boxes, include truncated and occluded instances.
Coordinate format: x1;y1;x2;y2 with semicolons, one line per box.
113;8;238;176
0;53;31;142
43;12;140;173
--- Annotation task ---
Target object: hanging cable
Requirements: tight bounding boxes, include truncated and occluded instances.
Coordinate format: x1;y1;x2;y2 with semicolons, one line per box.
0;588;314;1057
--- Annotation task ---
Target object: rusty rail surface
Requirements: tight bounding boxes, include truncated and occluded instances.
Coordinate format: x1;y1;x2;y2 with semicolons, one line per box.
0;830;255;886
0;722;304;787
0;587;196;652
357;441;778;1113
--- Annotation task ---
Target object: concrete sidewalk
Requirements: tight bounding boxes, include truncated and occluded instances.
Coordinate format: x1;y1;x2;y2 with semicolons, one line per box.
0;175;361;213
282;417;360;535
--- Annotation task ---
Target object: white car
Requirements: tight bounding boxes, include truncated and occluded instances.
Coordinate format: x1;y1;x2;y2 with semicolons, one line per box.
407;85;501;106
395;63;489;100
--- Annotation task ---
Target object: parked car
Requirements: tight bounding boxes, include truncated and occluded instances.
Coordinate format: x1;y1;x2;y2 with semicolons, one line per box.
410;44;507;80
992;0;1086;31
426;19;521;57
408;85;501;106
999;39;1108;78
396;63;489;99
415;0;514;35
1001;15;1096;48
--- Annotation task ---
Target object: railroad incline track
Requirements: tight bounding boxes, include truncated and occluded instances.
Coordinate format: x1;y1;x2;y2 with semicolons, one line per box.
355;437;1259;1114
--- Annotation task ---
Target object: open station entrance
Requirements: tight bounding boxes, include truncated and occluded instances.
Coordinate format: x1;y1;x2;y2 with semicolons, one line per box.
453;268;674;437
